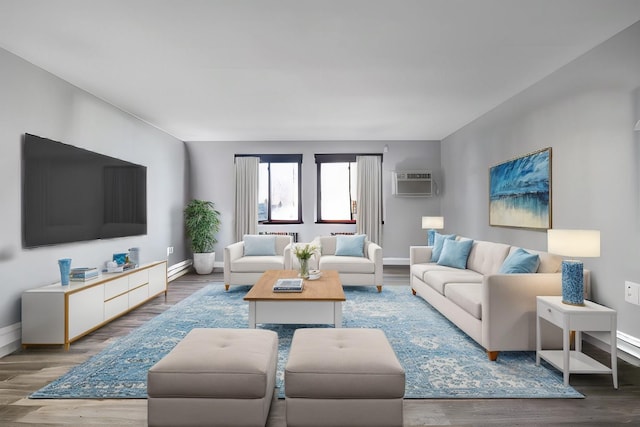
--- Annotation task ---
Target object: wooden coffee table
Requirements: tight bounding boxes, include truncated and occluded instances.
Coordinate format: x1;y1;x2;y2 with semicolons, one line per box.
243;270;345;328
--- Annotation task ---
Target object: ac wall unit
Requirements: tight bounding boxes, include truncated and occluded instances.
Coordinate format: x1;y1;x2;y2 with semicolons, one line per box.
392;170;432;197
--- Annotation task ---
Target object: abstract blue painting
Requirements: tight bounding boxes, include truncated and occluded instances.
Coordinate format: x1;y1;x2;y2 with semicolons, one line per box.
489;148;551;229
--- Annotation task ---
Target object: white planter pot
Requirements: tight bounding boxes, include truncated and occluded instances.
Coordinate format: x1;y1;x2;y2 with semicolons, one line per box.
193;252;215;274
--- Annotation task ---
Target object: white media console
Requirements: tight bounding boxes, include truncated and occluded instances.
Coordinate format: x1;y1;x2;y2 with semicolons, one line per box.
22;261;167;350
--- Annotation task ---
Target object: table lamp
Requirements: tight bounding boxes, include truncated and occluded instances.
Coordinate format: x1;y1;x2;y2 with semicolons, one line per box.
547;229;600;305
421;216;444;246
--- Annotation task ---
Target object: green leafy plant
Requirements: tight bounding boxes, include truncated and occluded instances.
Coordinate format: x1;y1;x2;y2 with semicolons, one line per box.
184;200;221;253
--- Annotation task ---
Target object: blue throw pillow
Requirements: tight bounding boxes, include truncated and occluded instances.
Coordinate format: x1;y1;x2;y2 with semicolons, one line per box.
499;248;540;274
335;234;366;257
243;235;276;256
437;239;474;269
431;233;456;262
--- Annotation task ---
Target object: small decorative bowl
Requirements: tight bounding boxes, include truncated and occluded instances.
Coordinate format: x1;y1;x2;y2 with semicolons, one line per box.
308;269;322;280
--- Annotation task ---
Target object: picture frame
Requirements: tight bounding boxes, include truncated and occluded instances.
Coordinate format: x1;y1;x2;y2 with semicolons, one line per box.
489;147;552;229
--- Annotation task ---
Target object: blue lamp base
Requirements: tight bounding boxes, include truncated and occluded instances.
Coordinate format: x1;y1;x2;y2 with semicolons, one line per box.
561;260;584;306
427;229;436;246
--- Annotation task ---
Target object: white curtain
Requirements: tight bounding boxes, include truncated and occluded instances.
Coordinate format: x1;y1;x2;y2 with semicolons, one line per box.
356;155;382;245
234;156;260;242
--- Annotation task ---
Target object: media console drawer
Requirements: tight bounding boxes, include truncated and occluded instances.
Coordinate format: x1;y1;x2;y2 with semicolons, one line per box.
105;293;129;321
128;270;149;289
104;277;129;300
22;261;167;350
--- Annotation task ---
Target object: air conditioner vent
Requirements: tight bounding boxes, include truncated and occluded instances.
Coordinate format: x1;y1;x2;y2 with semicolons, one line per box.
392;170;432;197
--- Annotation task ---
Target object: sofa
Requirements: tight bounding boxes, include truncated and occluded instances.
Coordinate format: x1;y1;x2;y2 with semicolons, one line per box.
224;234;293;290
299;235;383;292
410;235;590;361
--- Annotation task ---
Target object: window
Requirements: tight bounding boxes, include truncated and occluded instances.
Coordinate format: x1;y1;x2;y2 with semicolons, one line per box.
315;154;359;223
243;154;302;224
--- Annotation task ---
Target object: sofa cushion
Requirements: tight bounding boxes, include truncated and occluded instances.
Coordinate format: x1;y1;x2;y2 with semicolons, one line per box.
319;255;374;274
431;233;456;262
317;236;336;255
437;239;474;269
444;283;482;320
499;248;540;274
422;269;483;295
410;263;454;282
466;240;512;275
232;256;285;272
243;235;276;256
525;248;562;273
335;234;366;257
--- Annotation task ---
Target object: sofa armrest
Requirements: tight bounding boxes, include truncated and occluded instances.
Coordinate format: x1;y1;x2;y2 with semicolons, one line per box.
283;244;293;270
482;273;563;351
223;241;245;284
365;241;383;281
307;238;321;270
410;246;433;265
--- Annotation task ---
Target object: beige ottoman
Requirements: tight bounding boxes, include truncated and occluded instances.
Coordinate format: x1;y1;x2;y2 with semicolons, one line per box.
147;328;278;427
285;328;405;427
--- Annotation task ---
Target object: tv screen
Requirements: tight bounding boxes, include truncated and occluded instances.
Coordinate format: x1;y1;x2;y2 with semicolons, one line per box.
22;133;147;248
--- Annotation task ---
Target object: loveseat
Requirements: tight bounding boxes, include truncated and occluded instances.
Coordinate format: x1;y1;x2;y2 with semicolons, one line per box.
224;234;293;290
410;235;590;361
300;235;383;292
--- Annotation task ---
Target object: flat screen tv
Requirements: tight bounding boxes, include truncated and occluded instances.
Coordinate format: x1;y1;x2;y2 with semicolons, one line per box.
22;133;147;248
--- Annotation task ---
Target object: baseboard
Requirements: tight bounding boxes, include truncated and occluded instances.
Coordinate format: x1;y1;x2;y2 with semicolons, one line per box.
585;331;640;367
384;257;409;265
167;259;193;282
0;322;22;358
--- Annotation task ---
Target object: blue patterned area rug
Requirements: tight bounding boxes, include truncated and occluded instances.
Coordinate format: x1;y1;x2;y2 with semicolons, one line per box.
30;284;582;399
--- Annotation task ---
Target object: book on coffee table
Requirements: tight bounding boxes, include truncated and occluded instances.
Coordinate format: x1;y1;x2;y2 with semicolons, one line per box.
273;278;304;293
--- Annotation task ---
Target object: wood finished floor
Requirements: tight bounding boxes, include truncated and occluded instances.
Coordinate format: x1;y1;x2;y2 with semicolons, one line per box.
1;266;639;426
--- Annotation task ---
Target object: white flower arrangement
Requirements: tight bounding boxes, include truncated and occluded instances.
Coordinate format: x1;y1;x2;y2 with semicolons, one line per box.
293;243;319;260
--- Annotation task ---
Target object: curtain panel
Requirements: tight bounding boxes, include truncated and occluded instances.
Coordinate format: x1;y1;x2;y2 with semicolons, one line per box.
356;155;382;245
234;156;260;241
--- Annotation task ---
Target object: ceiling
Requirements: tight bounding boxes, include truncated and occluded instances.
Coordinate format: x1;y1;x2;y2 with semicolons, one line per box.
1;1;640;142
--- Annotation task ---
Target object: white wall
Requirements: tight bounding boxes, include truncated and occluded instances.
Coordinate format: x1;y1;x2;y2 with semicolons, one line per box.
185;140;441;261
441;22;640;342
0;48;189;339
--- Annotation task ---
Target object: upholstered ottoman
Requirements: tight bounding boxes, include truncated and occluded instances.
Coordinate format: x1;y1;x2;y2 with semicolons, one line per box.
147;328;278;427
285;328;405;427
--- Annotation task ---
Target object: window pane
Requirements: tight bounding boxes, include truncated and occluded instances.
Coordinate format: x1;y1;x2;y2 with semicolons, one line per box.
320;163;353;220
269;163;299;221
258;163;269;222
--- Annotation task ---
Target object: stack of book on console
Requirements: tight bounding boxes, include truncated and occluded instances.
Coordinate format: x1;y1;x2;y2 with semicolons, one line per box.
70;267;100;282
273;278;304;293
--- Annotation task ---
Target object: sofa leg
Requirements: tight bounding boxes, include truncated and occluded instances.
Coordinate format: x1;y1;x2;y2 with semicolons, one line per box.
224;284;230;291
487;351;499;361
411;288;416;296
376;285;382;293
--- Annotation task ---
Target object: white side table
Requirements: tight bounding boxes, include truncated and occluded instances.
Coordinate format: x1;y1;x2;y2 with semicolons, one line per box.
536;296;618;389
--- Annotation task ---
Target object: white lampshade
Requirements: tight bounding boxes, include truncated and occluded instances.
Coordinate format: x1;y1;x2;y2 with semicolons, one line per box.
421;216;444;229
547;229;600;258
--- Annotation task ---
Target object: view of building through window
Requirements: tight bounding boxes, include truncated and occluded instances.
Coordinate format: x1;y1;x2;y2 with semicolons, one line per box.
319;162;357;221
258;161;300;222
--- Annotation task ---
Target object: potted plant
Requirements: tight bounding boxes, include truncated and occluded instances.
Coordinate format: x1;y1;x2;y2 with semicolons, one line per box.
184;199;221;274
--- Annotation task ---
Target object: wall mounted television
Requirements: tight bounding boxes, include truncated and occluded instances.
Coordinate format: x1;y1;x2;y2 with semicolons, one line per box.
22;133;147;248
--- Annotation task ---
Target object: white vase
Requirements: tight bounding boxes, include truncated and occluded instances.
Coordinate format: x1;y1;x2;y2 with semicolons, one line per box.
193;252;215;274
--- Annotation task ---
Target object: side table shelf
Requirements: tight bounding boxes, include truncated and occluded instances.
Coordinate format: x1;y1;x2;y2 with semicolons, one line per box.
538;350;612;375
536;296;618;389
